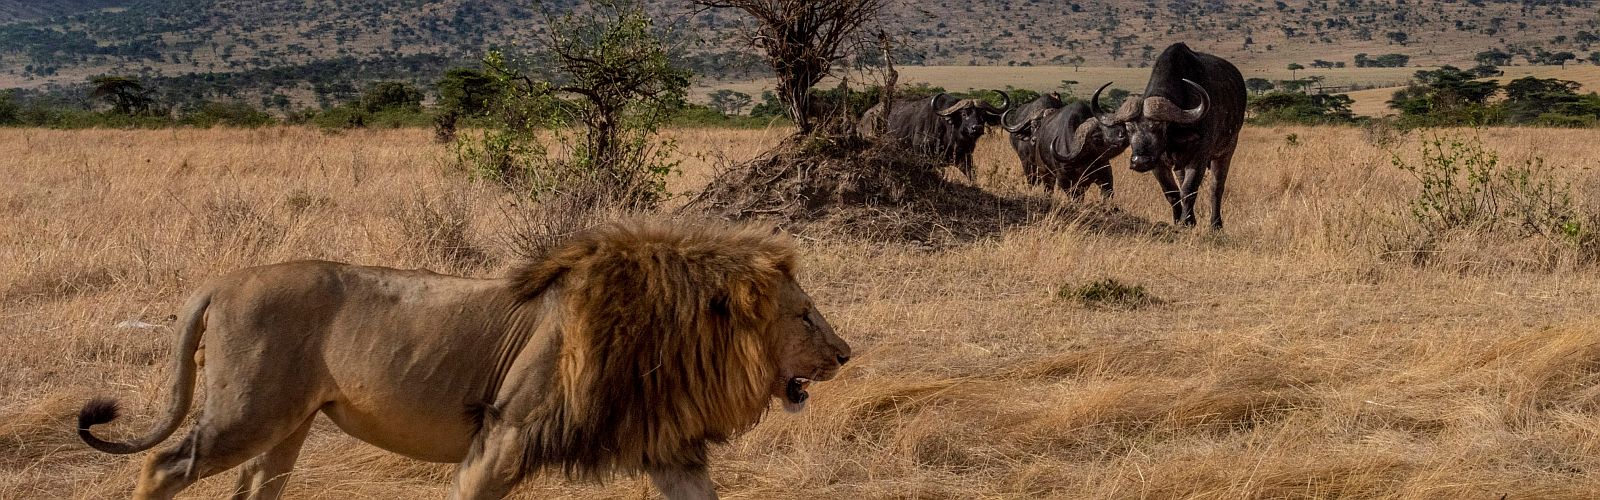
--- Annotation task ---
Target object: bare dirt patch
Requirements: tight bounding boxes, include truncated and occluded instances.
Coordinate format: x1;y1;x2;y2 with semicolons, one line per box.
687;134;1160;246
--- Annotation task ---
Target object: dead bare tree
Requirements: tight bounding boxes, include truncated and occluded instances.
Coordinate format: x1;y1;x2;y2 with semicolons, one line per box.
692;0;889;136
871;30;897;137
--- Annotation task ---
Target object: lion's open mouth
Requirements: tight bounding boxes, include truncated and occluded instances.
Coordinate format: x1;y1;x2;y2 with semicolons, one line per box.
782;377;811;413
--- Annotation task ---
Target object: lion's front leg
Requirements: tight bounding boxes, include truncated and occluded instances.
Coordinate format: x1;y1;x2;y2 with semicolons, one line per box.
446;420;527;500
648;464;718;500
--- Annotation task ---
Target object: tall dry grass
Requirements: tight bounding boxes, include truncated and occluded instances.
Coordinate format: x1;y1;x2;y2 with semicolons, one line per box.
4;125;1600;498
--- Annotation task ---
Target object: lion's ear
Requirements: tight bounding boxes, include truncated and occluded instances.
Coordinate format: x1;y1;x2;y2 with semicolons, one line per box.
722;272;782;329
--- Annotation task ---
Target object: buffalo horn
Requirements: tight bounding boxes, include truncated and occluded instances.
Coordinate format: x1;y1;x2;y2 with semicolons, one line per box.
1089;82;1113;124
1144;79;1209;124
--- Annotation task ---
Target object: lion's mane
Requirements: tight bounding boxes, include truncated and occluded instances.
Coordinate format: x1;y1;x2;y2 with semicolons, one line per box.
507;220;798;478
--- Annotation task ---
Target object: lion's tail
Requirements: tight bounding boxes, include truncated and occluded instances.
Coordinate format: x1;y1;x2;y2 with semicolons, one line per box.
78;290;211;455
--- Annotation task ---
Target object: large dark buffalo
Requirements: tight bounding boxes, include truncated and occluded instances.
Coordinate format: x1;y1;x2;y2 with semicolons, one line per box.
1003;85;1129;199
1000;92;1064;187
1101;43;1246;228
859;91;1011;180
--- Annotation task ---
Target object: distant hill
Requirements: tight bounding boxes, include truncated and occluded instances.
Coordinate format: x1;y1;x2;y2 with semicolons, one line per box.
2;0;1597;108
0;0;133;23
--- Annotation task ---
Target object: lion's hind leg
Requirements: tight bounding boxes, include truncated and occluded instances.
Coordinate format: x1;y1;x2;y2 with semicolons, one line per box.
133;400;322;499
229;413;316;500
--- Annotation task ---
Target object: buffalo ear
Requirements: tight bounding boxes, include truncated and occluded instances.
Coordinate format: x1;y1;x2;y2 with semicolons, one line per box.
983;112;1002;126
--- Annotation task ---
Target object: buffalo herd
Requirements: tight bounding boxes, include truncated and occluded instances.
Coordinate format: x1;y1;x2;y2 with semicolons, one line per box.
861;42;1246;228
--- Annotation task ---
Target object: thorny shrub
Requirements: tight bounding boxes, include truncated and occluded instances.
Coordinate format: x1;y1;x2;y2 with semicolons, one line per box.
1385;133;1597;267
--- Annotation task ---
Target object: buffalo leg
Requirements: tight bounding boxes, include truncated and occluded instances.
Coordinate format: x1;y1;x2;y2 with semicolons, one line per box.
1177;165;1204;226
1208;155;1231;229
1037;164;1056;194
1054;167;1083;200
1022;155;1039;186
1066;176;1089;201
1092;163;1114;200
1153;167;1184;224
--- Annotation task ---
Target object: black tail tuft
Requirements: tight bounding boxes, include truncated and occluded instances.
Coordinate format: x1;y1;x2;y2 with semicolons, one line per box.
78;397;121;432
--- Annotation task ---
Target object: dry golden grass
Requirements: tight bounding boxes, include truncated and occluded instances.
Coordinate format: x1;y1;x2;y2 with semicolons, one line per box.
6;125;1600;498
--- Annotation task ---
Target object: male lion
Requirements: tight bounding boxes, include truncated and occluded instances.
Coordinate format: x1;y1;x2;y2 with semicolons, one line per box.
78;221;852;499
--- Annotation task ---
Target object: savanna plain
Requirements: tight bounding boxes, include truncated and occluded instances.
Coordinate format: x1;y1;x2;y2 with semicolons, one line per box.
7;124;1600;499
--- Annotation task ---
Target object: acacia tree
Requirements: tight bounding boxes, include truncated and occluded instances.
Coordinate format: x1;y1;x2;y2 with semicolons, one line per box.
89;76;153;115
461;0;689;209
692;0;888;135
708;89;753;115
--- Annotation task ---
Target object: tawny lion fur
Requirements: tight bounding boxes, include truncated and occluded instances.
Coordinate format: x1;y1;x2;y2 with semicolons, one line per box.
77;220;852;500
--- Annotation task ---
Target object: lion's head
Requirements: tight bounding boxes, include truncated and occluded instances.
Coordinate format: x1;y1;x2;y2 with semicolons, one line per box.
510;220;851;476
769;279;851;413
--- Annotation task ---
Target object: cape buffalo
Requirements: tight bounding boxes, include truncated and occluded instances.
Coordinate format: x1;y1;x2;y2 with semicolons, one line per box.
1000;92;1065;187
1101;43;1246;228
1003;85;1129;199
859;91;1011;180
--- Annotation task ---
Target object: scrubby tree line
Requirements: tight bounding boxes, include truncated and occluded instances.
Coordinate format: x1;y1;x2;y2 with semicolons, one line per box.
0;76;431;129
1242;64;1600;128
1387;66;1600;127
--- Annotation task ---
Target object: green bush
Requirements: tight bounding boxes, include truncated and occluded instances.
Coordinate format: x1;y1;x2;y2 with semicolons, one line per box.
0;90;18;125
179;101;276;128
1532;113;1597;128
1393;134;1584;240
311;103;367;129
1249;91;1359;125
360;81;423;113
454;127;542;185
365;107;435;128
45;110;171;129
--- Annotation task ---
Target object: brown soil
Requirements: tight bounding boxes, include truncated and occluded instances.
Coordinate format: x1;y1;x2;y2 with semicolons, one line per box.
685;134;1163;246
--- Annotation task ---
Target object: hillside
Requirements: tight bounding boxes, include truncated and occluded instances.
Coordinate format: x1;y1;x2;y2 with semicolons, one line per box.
2;0;1599;107
0;0;131;23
